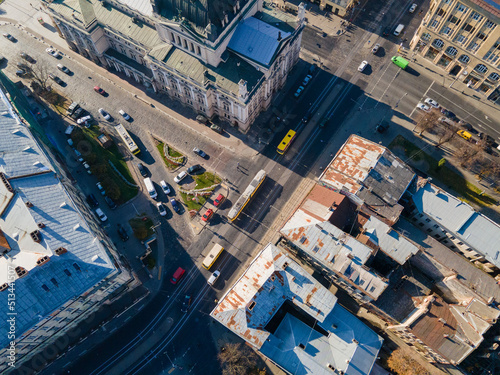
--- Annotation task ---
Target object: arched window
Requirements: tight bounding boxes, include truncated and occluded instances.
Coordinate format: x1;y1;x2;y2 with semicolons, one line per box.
474;64;488;74
488;72;500;81
432;39;444;48
458;54;470;64
445;46;458;56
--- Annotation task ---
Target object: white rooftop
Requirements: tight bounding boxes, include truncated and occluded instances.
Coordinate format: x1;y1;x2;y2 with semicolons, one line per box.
117;0;153;17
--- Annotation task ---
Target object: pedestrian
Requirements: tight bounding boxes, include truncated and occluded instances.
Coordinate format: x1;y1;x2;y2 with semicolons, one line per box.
237;162;240;168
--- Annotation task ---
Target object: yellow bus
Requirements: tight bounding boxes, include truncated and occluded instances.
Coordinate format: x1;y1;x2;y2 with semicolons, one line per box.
277;130;296;155
115;124;140;155
202;244;224;270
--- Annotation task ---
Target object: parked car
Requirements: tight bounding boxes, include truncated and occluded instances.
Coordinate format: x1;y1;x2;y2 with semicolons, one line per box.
160;180;170;195
46;48;60;58
441;108;456;119
71;107;85;120
424;98;439;108
302;74;312;86
118;109;130;121
294;86;304;98
17;62;29;70
137;163;148;177
95;208;108;222
187;164;202;174
48;73;64;86
77;115;92;126
210;124;223;134
117;224;129;241
98;108;111;121
196;114;209;124
302;113;312;124
57;64;71;74
201;208;214;222
170;198;180;213
207;270;220;286
416;102;430;111
82;161;92;174
170;267;185;285
409;3;417;12
371;43;380;54
3;33;16;42
20;52;35;63
174;170;187;183
308;64;317;74
96;182;106;195
86;194;99;207
193;147;207;158
104;196;117;210
156;202;167;216
213;193;225;207
375;122;389;133
181;294;192;313
16;69;27;77
358;60;368;72
94;86;106;95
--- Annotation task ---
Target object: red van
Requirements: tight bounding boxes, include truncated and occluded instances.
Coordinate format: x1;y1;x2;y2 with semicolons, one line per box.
171;267;185;285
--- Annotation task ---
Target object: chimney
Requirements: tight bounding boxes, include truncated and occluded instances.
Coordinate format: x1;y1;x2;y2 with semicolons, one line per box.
238;79;248;99
278;31;282;41
438;318;447;326
297;2;306;23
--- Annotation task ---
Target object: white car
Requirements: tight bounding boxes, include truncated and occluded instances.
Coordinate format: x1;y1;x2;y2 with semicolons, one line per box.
424;98;439;108
294;86;304;98
409;3;417;13
160;180;170;195
83;162;92;174
156;202;167;216
302;75;312;86
95;208;108;222
416;102;430;111
96;182;106;195
46;48;60;58
98;108;111;121
174;170;187;184
358;60;368;72
119;109;130;121
77;115;92;125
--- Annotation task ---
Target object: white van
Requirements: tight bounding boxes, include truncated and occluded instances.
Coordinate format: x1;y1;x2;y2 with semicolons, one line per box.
394;24;405;36
207;270;220;286
144;177;157;200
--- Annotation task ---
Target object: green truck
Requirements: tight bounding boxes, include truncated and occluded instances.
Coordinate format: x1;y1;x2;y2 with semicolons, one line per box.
391;56;409;69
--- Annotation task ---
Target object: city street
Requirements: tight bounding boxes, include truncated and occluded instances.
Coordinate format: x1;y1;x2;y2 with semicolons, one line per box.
2;0;500;373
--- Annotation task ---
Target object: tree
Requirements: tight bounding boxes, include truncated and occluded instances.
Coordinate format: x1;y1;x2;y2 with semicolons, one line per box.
417;112;440;136
386;349;431;375
25;59;51;92
454;145;479;167
218;343;258;375
435;125;456;147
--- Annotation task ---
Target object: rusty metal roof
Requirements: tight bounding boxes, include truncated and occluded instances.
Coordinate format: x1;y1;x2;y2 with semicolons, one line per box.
210;243;337;349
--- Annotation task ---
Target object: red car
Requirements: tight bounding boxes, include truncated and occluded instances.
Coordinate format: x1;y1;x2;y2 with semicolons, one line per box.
202;208;214;222
94;86;106;95
170;267;185;285
213;194;225;207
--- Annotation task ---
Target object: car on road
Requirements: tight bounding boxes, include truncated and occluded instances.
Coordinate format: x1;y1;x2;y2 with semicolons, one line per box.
95;208;108;222
479;133;495;145
87;194;99;207
3;33;16;42
94;86;106;95
187;164;202;174
424;98;439;108
160;180;170;195
196;114;209;124
207;270;220;286
96;182;106;195
46;48;61;58
48;73;64;86
98;108;111;121
16;69;27;77
17;62;30;71
213;193;225;207
302;74;312;86
383;27;391;36
201;208;214;222
77;115;92;126
82;161;92;174
71;107;85;120
20;52;35;63
170;198;180;213
57;64;71;74
181;295;192;313
302;113;312;124
376;121;390;133
409;3;417;12
416;102;430;111
193;147;207;158
441;108;456;119
137;162;148;177
210;124;223;134
174;170;187;183
294;86;304;98
358;60;368;72
156;202;167;216
104;196;117;210
117;224;129;241
118;109;130;121
171;267;185;285
371;43;380;54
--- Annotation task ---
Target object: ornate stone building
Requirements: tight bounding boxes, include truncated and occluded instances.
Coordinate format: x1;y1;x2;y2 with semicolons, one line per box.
43;0;305;132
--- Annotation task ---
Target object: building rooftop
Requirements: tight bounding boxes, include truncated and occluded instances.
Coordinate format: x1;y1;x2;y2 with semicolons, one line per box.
411;181;500;269
211;243;383;375
319;135;415;224
0;89;116;348
117;0;153;17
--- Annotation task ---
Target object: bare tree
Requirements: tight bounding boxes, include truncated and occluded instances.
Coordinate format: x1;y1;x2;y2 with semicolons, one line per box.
435;125;456;147
386;349;431;375
218;343;258;375
477;157;495;180
25;59;51;92
454;144;479;167
417;112;440;136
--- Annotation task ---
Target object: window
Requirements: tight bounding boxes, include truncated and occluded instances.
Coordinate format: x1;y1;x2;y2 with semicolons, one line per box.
458;54;470;63
248;301;256;310
485;20;496;29
419;223;424;227
42;284;49;292
488;72;500;81
478;32;487;40
471;11;482;21
427;228;433;233
433;224;439;228
197;46;201;55
418;213;424;218
435;235;441;239
448;15;459;24
443;240;449;244
457;241;464;245
425;218;431;222
422;33;431;41
73;263;81;271
431;20;439;28
455;3;466;12
189;42;194;52
437;8;446;16
445;46;458;56
474;64;488;73
64;269;71;276
462;23;475;33
469;42;479;52
433;38;444;48
442;26;452;35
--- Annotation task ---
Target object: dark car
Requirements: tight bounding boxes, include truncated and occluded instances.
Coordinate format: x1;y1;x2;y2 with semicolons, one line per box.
71;107;86;120
181;294;192;313
196;114;209;124
117;224;129;241
86;194;99;207
170;198;180;213
478;133;495;145
302;113;312;124
104;196;117;209
16;62;29;70
308;64;317;74
137;163;148;177
3;33;16;42
376;121;389;133
20;52;35;63
49;73;64;86
441;109;456;120
187;164;202;174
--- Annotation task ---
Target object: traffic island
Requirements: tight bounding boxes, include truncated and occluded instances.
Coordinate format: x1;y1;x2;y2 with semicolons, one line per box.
179;172;222;212
153;137;185;170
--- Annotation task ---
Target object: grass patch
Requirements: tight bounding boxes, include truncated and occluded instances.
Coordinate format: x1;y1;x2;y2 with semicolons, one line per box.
180;192;207;211
143;253;156;269
194;172;221;189
389;135;496;207
156;142;181;170
129;217;154;240
168;147;182;158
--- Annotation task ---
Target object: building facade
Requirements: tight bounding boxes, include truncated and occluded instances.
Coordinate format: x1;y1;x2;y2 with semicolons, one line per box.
43;0;305;132
410;0;500;103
